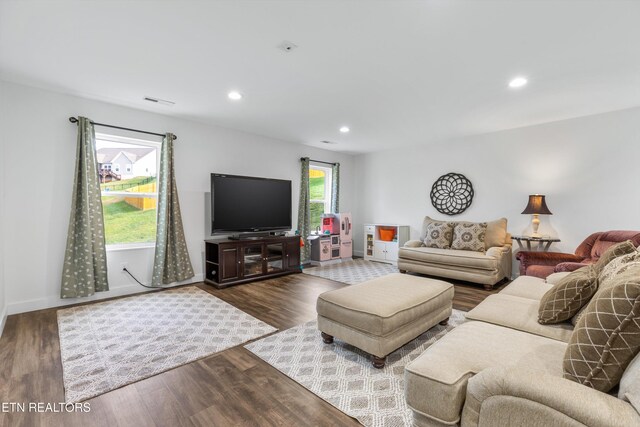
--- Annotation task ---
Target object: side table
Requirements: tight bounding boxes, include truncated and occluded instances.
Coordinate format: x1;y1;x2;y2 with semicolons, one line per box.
511;235;560;252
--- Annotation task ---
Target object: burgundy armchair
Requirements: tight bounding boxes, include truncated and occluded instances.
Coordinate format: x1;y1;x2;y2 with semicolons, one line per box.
515;230;640;278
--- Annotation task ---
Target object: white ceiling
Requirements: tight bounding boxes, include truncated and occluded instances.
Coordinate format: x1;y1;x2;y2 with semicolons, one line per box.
1;0;639;153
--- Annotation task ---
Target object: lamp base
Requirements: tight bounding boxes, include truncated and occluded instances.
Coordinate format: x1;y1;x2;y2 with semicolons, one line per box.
531;214;541;238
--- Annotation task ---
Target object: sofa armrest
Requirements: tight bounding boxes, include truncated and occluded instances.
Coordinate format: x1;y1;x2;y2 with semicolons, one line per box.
515;251;583;276
554;261;589;273
486;245;513;281
461;367;640;427
486;245;510;258
404;240;425;248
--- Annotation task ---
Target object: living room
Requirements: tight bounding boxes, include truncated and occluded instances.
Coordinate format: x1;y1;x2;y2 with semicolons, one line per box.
1;1;639;426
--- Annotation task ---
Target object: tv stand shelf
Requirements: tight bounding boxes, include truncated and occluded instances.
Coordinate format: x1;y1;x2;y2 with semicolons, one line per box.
204;235;301;288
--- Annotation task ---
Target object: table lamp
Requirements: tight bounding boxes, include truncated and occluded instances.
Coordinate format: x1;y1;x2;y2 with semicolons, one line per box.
521;195;552;238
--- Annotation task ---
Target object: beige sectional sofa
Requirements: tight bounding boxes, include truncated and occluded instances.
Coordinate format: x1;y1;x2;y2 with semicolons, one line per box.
397;217;512;289
404;273;640;427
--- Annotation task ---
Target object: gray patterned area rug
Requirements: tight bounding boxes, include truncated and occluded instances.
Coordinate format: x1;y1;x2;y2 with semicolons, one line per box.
245;309;466;426
57;286;276;403
303;258;398;285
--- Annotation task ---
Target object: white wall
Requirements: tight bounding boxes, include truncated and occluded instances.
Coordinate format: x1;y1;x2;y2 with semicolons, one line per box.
0;85;6;335
0;81;354;315
352;107;640;268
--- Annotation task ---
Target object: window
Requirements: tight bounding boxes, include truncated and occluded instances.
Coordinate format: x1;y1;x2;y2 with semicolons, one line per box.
96;134;160;247
309;164;332;232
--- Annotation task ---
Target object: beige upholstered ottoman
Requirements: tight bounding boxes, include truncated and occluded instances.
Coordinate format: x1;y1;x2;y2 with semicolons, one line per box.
316;273;454;368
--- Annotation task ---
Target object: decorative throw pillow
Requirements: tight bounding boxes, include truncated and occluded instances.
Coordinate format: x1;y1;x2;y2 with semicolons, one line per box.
483;218;508;250
571;243;640;326
591;240;637;274
451;222;487;252
563;267;640;392
423;222;454;249
599;251;640;284
538;266;599;324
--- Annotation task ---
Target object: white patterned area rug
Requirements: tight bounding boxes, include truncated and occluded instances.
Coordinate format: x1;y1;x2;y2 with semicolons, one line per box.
57;286;276;403
303;258;398;285
245;309;466;427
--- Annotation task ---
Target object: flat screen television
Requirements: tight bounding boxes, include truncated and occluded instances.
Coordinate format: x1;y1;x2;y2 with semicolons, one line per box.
211;173;292;234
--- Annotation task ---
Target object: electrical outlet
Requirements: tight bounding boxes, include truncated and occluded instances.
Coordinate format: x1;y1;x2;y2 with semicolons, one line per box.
121;262;129;272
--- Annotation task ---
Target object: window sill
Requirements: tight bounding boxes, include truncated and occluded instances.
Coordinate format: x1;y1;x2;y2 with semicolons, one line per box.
106;243;155;252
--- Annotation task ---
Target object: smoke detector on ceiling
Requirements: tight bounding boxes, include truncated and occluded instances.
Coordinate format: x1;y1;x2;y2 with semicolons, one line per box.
143;96;175;106
277;41;298;52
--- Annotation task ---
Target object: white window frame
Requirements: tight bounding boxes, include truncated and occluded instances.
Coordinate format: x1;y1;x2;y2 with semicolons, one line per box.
125;164;132;173
113;163;120;172
96;132;161;251
309;163;333;233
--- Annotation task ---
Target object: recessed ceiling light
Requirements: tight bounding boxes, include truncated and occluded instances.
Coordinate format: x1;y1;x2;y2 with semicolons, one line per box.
228;91;243;100
339;126;350;133
508;77;528;88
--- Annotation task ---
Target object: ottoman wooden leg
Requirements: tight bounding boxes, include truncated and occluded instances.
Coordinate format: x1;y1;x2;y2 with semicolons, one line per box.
399;269;407;274
439;317;449;326
372;355;386;369
321;332;334;344
483;284;494;291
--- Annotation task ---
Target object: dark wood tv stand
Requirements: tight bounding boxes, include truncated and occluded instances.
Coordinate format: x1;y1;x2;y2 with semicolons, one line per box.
204;236;301;288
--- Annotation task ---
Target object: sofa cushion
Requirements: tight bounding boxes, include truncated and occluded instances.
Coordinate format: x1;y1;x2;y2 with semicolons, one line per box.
563;268;640;392
484;217;508;249
451;222;487;252
404;321;566;425
500;275;553;300
467;294;574;342
423;221;453;249
546;271;571;285
316;273;453;336
398;246;498;270
620;351;640;413
538;267;599;324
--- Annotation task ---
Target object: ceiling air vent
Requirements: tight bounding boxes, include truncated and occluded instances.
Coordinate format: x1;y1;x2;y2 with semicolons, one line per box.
143;96;175;106
321;140;337;145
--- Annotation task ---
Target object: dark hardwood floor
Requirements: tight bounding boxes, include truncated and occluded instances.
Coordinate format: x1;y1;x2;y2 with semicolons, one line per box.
0;272;503;427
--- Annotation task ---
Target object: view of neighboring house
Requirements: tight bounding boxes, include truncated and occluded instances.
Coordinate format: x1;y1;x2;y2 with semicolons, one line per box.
96;147;156;180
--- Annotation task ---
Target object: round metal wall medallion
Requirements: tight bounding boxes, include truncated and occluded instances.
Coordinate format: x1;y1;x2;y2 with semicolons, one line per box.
430;173;474;215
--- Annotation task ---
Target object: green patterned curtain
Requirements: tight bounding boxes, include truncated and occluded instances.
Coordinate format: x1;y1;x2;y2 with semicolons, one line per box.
61;117;109;298
331;162;340;213
298;157;311;262
151;133;195;286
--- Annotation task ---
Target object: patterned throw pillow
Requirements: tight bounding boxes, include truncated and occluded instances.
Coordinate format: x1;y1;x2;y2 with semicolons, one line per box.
450;222;487;252
571;245;640;326
563;266;640;392
538;267;599;324
591;240;637;274
423;222;454;249
599;251;640;284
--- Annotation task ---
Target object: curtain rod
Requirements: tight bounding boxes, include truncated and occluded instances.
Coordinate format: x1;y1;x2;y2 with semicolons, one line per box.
301;157;337;166
68;117;177;140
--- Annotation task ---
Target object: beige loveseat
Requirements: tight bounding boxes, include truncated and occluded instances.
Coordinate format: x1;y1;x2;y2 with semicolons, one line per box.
404;273;640;427
397;217;512;289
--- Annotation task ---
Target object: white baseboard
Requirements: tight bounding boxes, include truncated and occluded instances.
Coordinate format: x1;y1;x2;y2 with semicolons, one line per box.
6;273;204;316
0;304;7;339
